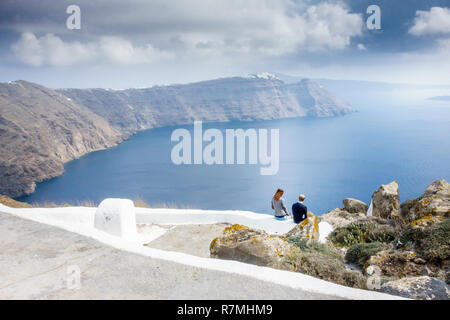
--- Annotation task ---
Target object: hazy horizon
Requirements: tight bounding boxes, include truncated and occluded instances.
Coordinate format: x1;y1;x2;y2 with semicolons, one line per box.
4;73;450;91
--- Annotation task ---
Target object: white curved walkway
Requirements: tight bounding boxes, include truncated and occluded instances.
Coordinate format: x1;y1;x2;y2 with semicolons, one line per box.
0;204;403;300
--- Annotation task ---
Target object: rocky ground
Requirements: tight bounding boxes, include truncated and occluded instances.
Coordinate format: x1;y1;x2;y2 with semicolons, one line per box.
144;223;229;258
210;179;450;300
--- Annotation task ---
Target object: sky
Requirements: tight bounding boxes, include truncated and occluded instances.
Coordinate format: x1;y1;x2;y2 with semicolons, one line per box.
0;0;449;88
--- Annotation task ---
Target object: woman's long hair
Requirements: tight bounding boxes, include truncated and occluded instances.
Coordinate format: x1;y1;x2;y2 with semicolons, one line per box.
273;188;284;201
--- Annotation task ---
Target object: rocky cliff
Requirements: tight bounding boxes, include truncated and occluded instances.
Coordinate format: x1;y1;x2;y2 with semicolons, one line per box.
0;77;353;197
59;77;352;134
0;81;124;197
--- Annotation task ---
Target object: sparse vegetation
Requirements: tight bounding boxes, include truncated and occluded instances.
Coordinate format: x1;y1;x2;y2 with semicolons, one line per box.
329;221;396;248
75;200;97;207
0;195;32;208
0;196;195;209
283;237;366;288
421;219;450;262
0;195;98;209
399;218;450;263
283;244;366;289
133;198;150;208
133;198;194;209
32;202;69;208
0;197;194;209
345;242;387;267
286;237;343;262
31;200;97;208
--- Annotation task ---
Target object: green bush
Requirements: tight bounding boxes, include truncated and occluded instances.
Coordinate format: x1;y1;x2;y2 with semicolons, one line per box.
283;246;366;289
283;237;367;288
398;225;426;247
345;242;387;267
329;221;396;248
286;237;343;261
399;218;450;263
286;237;309;250
422;219;450;261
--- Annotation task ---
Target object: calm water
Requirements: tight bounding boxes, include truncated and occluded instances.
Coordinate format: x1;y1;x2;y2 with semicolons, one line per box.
20;88;450;215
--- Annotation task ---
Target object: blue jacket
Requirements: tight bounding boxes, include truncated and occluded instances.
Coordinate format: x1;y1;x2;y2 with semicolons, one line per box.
292;202;307;224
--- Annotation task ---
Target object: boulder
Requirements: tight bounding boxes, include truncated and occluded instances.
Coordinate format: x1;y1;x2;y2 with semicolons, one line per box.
343;198;368;214
210;224;291;268
380;276;449;300
320;208;364;229
371;181;400;221
400;179;450;224
409;215;445;228
94;198;137;239
210;224;366;289
423;179;450;197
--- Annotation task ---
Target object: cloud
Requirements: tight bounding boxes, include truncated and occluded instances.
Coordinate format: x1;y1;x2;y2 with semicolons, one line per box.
11;33;174;67
357;43;367;50
436;37;450;51
8;0;364;67
168;1;363;55
11;33;95;67
97;37;174;64
409;7;450;36
300;2;363;51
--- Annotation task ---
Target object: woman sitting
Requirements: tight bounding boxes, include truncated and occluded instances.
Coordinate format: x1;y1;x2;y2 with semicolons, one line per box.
271;188;291;220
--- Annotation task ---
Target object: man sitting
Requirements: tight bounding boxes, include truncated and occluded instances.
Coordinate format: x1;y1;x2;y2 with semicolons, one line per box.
292;194;308;224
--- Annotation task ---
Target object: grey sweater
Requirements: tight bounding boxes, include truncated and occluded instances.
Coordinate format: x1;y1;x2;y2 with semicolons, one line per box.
271;198;287;217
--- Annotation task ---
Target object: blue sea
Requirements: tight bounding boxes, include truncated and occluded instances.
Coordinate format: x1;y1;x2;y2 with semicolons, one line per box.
19;86;450;215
